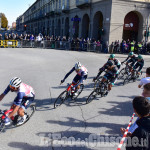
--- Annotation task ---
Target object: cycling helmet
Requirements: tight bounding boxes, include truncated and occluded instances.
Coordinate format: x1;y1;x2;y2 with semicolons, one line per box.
106;60;115;67
109;54;115;59
138;55;143;60
10;77;22;88
75;62;82;70
128;52;134;56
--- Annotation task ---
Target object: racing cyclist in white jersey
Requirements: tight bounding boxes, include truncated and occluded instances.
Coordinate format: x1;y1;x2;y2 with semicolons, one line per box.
61;62;88;96
0;77;35;125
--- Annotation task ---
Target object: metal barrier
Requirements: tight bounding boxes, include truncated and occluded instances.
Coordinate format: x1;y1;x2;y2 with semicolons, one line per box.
0;40;18;48
0;40;105;53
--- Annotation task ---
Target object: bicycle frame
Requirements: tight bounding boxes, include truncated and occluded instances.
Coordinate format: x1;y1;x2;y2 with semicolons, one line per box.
1;109;14;120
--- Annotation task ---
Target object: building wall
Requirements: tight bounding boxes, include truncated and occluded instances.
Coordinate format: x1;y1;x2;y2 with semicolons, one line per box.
109;0;150;44
17;0;150;43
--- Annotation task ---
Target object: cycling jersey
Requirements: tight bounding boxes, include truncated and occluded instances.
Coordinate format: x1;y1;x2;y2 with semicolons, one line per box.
108;58;121;70
3;83;35;106
122;55;137;67
63;65;88;86
133;59;144;72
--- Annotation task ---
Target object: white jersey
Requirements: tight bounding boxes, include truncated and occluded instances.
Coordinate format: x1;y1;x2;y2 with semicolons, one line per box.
17;83;35;98
139;77;150;87
76;65;88;76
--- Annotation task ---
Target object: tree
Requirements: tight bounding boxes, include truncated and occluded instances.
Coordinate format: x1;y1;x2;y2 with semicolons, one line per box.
1;13;8;28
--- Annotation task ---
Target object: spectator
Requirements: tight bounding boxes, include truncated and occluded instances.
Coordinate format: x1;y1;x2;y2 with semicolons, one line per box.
138;67;150;88
0;34;2;40
109;42;114;53
121;96;150;150
96;40;101;52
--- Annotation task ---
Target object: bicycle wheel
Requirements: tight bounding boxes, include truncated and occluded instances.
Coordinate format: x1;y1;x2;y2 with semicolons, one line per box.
118;68;125;80
15;104;36;127
94;76;102;89
73;84;84;100
123;76;130;85
0;118;5;132
54;91;67;109
86;90;97;104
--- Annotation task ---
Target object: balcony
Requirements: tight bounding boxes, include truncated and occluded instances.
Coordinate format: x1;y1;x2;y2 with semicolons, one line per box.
55;8;61;15
62;5;70;13
76;0;91;9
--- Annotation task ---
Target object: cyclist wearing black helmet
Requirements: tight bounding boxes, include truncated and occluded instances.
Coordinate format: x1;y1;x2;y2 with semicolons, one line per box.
132;55;144;77
121;52;137;68
93;54;120;82
94;60;119;96
109;54;121;70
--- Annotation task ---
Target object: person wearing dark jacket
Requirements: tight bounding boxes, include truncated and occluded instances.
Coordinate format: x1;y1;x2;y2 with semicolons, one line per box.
125;96;150;150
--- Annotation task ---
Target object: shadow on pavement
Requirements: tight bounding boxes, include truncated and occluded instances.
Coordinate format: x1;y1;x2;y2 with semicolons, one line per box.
98;100;134;117
46;117;128;135
36;131;121;150
8;142;50;150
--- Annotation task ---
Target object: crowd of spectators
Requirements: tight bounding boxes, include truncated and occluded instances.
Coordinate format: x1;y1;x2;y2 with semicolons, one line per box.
0;32;150;54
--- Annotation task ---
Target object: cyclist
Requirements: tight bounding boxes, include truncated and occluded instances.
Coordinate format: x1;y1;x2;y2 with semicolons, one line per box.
121;52;137;67
61;62;88;96
109;54;121;79
132;55;144;79
121;52;138;75
94;60;119;96
93;54;120;82
109;54;121;70
138;67;150;88
0;77;35;126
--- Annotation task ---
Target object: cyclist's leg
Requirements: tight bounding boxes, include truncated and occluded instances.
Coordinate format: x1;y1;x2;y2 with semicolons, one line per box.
102;74;108;82
132;64;138;78
17;97;35;125
72;74;80;91
20;97;35;111
72;74;80;85
109;77;115;91
76;75;88;90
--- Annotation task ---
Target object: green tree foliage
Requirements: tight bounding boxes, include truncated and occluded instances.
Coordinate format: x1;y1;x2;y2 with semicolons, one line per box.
1;13;8;28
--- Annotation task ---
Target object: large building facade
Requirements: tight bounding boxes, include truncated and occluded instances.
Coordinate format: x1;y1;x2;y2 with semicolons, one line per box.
16;0;150;43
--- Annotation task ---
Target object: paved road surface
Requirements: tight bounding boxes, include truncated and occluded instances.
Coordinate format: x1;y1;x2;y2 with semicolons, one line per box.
0;48;149;150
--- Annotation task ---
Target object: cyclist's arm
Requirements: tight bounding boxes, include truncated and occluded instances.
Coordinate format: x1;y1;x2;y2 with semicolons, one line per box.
96;67;105;79
0;94;5;102
138;63;144;72
122;56;129;63
0;86;10;101
63;67;75;81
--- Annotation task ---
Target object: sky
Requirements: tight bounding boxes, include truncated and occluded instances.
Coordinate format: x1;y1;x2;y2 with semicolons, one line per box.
0;0;36;26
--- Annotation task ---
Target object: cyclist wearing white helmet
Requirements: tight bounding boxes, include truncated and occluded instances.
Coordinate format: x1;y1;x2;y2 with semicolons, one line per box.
61;62;88;95
0;77;35;126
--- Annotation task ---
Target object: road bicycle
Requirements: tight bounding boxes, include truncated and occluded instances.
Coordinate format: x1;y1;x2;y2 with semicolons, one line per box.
54;83;84;108
0;103;36;132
